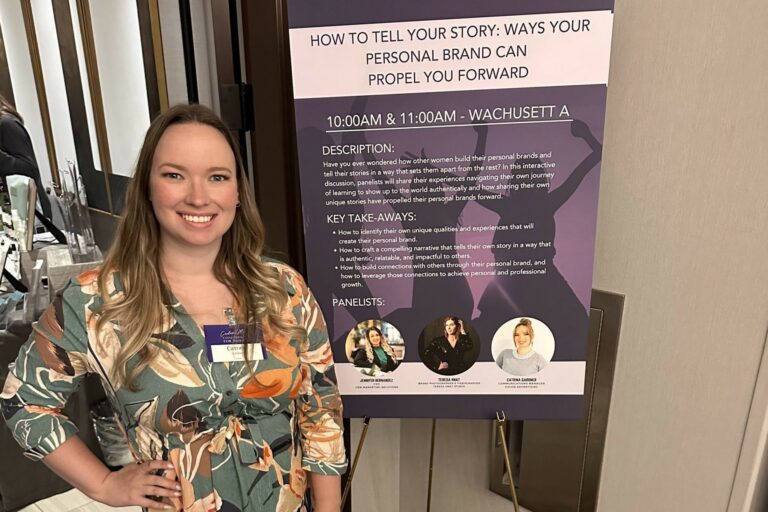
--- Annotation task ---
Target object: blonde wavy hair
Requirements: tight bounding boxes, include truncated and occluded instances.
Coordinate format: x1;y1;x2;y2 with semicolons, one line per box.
96;104;305;390
362;326;396;363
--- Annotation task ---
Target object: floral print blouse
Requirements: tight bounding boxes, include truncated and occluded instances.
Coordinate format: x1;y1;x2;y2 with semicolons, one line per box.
1;261;346;511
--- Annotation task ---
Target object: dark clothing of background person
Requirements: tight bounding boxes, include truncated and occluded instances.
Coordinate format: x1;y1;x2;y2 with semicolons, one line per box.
0;114;53;218
423;334;474;376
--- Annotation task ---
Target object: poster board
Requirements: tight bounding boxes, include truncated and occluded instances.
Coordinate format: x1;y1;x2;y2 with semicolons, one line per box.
287;0;615;419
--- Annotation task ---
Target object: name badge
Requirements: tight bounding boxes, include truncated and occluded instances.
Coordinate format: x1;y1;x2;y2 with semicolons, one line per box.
204;324;266;363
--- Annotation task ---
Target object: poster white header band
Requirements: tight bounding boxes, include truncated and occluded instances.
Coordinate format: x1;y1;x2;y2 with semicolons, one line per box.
336;362;587;396
289;11;613;99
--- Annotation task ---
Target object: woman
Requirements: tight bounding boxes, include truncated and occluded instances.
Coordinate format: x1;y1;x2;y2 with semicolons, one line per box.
422;316;475;376
496;318;548;376
0;94;52;218
0;104;345;511
352;326;399;373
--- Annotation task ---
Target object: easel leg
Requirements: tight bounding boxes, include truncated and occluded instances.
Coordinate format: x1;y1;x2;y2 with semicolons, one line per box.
496;412;520;512
426;418;437;512
341;416;371;510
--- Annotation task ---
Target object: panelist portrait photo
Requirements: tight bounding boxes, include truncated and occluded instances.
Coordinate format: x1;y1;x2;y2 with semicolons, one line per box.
346;320;404;376
492;317;555;376
419;316;480;376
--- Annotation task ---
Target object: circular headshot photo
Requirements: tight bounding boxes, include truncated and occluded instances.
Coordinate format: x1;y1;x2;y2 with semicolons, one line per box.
418;316;480;376
491;317;555;376
345;320;405;376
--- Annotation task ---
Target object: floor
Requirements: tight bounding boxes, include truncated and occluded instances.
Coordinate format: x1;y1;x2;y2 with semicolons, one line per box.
19;488;140;512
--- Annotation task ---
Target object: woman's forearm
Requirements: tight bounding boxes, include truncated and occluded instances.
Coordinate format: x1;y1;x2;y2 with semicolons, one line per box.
42;435;113;501
42;436;179;510
310;473;342;511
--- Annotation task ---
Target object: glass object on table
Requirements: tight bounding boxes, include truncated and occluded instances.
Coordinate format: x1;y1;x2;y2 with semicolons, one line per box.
4;175;36;251
54;161;98;263
0;177;32;286
22;258;46;322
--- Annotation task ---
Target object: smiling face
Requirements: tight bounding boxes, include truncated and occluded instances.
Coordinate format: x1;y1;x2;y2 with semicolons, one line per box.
513;325;533;350
367;328;382;347
149;122;239;254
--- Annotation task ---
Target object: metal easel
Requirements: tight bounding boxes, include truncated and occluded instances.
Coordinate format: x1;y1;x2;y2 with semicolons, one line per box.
340;412;521;512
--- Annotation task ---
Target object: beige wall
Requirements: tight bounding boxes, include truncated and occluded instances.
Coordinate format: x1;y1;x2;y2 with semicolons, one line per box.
351;0;768;510
596;0;767;510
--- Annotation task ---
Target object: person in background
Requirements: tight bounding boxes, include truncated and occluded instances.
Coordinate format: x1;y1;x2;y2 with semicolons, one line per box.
1;104;345;511
0;93;52;218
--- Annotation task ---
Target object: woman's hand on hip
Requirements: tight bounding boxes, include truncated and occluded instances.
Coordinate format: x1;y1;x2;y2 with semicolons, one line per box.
93;460;180;510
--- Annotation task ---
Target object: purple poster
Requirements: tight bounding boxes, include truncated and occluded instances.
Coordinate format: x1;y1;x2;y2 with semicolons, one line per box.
287;1;614;419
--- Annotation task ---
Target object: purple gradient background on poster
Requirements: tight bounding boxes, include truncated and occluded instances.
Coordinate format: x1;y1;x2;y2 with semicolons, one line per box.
295;85;604;363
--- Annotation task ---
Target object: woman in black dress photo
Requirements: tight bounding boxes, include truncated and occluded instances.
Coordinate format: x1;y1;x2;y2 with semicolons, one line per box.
420;316;478;376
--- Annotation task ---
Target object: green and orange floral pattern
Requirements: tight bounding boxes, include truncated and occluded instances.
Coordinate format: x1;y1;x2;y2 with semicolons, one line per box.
1;261;346;511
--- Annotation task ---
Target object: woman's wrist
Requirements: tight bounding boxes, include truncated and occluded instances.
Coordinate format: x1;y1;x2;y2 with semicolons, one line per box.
88;469;116;504
42;436;113;505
